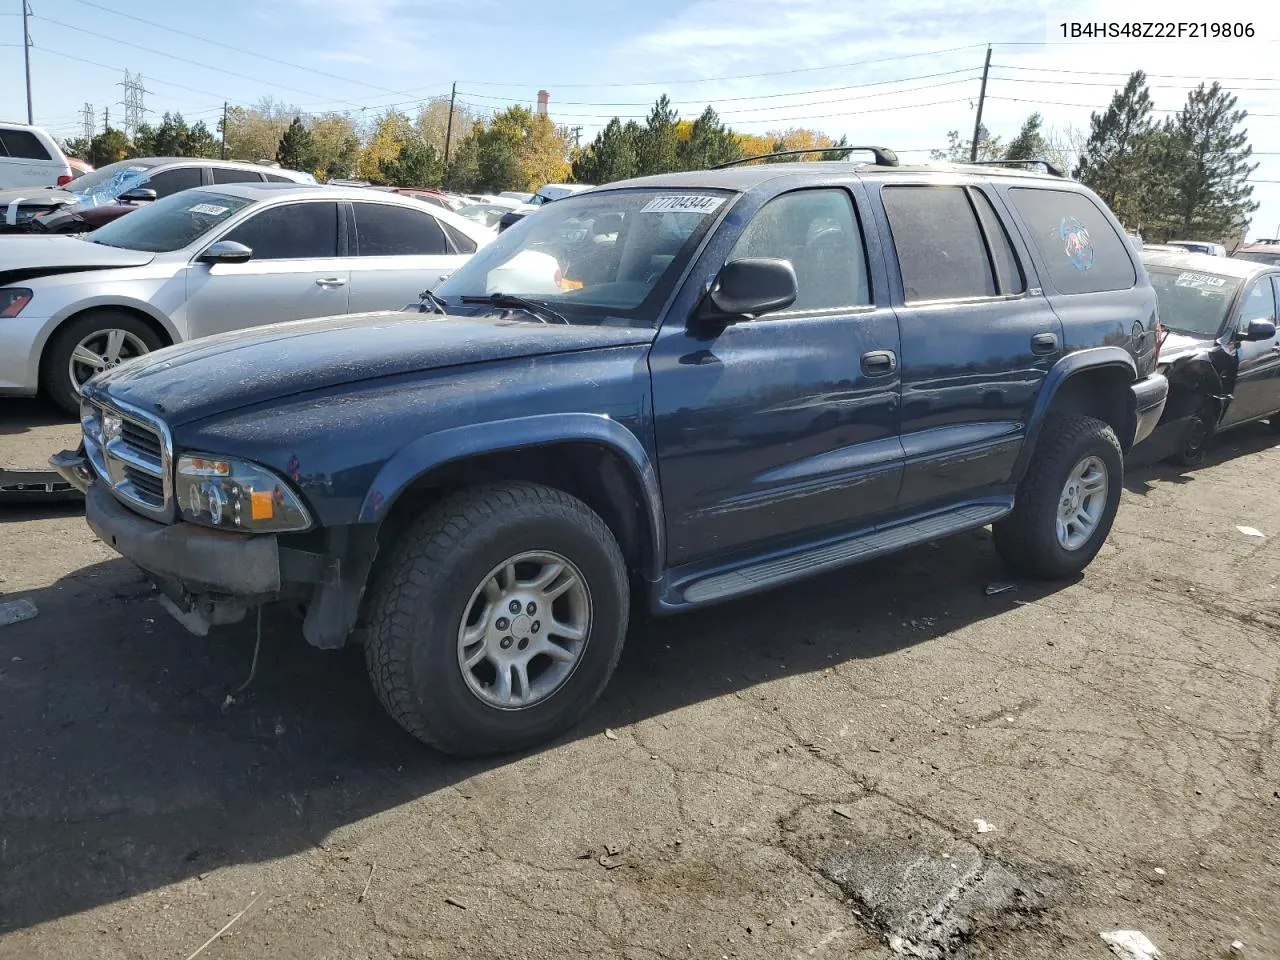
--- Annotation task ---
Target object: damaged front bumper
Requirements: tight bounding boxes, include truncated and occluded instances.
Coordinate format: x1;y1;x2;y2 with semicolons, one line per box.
56;447;374;646
1130;372;1170;447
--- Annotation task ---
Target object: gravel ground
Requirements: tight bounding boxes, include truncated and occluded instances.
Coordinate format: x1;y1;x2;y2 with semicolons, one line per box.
0;404;1277;960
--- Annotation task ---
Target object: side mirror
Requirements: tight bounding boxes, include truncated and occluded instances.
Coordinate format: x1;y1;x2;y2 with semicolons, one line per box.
698;258;798;324
118;187;157;203
1239;318;1277;342
197;240;253;265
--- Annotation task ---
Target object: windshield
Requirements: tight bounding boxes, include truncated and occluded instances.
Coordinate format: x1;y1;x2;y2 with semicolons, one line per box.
1236;251;1280;266
85;189;253;252
63;159;158;205
1147;266;1242;337
434;188;731;326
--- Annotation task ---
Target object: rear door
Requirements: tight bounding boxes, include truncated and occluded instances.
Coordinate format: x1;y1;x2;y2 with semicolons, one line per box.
874;180;1062;512
1222;274;1280;426
182;200;350;339
346;201;468;311
138;165;205;199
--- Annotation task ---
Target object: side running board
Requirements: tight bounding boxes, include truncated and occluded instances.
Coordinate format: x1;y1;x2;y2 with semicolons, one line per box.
681;501;1012;605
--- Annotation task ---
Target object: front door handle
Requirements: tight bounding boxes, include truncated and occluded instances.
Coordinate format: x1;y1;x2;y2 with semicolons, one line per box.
861;349;898;376
315;277;346;288
1031;332;1059;355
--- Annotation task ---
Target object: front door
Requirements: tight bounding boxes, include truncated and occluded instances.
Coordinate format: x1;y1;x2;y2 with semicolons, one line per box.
1223;274;1280;426
650;185;903;568
182;200;350;340
346;201;466;312
875;182;1063;511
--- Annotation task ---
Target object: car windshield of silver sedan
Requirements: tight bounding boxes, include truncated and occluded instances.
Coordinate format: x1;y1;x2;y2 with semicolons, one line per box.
433;189;731;326
1147;266;1243;337
83;190;253;252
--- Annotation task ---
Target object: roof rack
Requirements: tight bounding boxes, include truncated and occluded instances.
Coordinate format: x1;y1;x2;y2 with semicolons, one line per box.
714;146;899;169
962;159;1066;178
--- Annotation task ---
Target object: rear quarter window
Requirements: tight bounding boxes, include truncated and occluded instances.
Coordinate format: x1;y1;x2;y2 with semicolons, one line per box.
0;129;52;161
1008;188;1136;295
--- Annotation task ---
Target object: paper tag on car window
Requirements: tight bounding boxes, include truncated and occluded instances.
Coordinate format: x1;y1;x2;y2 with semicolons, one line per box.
640;195;725;214
189;203;229;216
1175;271;1226;287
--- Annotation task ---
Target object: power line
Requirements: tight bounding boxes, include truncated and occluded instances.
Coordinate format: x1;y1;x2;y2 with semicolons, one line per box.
993;64;1280;84
30;13;367;109
458;42;989;88
35;45;238;102
62;0;430;99
986;94;1280;118
456;77;981;122
461;67;982;107
990;73;1280;94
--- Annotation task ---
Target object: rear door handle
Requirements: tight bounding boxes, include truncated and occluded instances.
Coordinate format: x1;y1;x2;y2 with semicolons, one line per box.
1031;332;1059;355
861;349;897;376
315;277;346;287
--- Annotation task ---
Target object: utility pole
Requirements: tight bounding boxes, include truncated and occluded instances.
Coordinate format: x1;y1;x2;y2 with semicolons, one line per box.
102;106;109;131
970;45;992;163
443;81;457;180
117;70;150;139
22;0;33;124
81;102;94;141
221;101;228;159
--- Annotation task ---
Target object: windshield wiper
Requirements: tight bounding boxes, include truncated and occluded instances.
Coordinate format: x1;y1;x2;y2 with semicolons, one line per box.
461;292;569;325
417;289;448;315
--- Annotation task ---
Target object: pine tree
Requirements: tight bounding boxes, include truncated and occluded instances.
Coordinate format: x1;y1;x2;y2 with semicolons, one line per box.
572;118;640;184
677;107;742;170
1074;71;1154;216
636;96;680;175
1161;83;1258;241
378;140;442;187
1003;113;1047;161
276;116;318;173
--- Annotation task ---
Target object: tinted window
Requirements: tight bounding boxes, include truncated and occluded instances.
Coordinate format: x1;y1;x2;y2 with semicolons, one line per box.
1239;277;1277;329
212;167;262;184
85;190;253;253
264;172;295;183
353;202;449;256
1008;188;1136;295
0;129;51;160
883;186;995;302
729;188;870;312
971;189;1025;295
144;166;204;198
440;219;477;254
224;202;339;259
1236;251;1280;266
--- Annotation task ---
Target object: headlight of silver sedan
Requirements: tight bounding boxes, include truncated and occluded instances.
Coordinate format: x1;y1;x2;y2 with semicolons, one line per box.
176;453;311;533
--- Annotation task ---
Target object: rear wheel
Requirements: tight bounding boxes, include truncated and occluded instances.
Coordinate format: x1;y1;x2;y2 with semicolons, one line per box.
363;482;629;756
994;416;1123;579
42;310;164;414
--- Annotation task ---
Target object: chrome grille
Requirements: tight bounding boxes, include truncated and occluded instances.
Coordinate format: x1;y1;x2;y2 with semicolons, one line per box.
82;396;174;521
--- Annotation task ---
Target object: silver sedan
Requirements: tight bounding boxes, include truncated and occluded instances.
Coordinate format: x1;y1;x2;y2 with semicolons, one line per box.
0;182;491;412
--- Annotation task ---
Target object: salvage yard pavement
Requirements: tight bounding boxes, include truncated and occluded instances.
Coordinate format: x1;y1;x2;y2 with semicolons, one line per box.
1;424;1278;959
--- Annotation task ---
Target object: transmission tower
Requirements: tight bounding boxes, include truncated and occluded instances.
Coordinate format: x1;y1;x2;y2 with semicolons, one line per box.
81;103;95;142
116;71;150;139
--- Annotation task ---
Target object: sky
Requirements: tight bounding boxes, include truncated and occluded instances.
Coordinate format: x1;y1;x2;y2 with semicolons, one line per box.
4;0;1280;239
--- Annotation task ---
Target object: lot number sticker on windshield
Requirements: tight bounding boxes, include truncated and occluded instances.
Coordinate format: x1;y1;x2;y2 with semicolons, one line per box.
1175;271;1227;288
188;203;230;216
640;195;725;214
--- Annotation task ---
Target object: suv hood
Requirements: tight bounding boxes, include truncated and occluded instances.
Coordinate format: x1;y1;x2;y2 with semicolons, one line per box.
88;309;656;426
0;236;155;285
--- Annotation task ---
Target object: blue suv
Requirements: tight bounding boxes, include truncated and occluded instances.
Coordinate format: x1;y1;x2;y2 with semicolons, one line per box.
56;150;1169;755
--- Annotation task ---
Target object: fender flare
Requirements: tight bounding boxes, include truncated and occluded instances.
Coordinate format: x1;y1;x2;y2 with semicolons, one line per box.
1014;347;1137;478
359;413;666;580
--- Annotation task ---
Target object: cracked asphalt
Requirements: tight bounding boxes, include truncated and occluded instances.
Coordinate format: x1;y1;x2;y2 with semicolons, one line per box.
1;403;1278;959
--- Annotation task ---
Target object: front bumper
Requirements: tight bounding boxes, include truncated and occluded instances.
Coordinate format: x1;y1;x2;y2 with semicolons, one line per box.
0;313;50;394
1130;373;1169;447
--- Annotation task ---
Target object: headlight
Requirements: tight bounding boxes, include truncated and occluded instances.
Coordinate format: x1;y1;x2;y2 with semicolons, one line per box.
1;288;32;318
176;453;311;533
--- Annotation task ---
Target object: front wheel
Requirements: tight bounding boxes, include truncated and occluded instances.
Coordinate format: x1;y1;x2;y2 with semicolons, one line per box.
41;310;164;415
363;482;629;756
1167;400;1215;467
994;416;1124;580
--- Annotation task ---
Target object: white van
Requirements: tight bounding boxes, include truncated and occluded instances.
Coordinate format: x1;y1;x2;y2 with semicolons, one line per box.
0;122;74;190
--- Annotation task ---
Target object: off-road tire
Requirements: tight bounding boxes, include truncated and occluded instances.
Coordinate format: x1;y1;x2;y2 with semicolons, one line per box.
994;415;1123;580
363;482;629;756
1167;400;1215;467
41;310;164;415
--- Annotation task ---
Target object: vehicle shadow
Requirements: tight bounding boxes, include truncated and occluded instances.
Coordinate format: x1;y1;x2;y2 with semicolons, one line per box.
0;526;1068;932
0;398;74;437
1124;420;1278;495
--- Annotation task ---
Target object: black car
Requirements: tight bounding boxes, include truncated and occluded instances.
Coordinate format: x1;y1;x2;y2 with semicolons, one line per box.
1141;250;1280;465
55;149;1168;756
